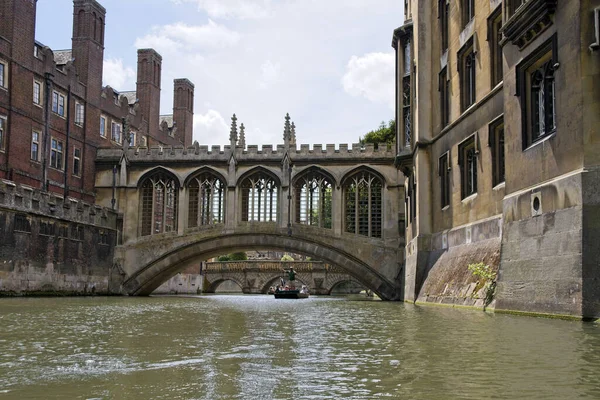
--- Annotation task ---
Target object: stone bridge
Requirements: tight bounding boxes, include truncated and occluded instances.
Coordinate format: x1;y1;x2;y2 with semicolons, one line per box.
95;115;405;299
202;260;363;295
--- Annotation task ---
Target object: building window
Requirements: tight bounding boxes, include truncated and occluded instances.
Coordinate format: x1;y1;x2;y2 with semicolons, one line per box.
75;103;85;126
128;131;136;147
140;172;178;236
71;224;84;241
52;91;65;117
403;41;412;148
439;67;449;128
33;81;42;105
344;170;383;238
141;136;147;147
459;39;476;111
0;62;6;88
111;121;121;143
14;214;31;233
40;222;55;236
241;171;278;222
50;138;63;170
439;153;450;208
99;230;109;245
0;116;6;151
439;0;449;53
489;9;503;87
459;135;478;199
517;35;557;148
31;131;40;161
187;172;225;228
462;0;474;27
73;148;81;177
114;94;119;105
294;169;333;229
489;118;505;186
100;116;106;138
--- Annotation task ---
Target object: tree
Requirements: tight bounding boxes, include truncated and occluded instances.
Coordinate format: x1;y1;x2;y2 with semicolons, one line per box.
228;252;248;261
359;119;396;148
281;254;294;261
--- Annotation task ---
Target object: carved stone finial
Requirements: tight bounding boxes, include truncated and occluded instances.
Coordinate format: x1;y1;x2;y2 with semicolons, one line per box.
239;123;246;148
283;113;291;145
291;122;296;145
229;113;238;144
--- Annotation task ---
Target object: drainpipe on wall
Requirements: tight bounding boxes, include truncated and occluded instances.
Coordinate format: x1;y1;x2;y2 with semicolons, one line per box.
42;73;53;192
63;85;71;199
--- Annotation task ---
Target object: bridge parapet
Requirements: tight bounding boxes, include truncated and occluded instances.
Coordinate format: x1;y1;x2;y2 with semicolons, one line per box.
97;142;395;164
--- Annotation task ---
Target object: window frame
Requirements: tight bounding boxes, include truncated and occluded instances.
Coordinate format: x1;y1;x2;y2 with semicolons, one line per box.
516;34;558;149
73;147;81;177
458;38;477;112
0;61;6;89
100;116;107;138
111;121;122;144
439;152;451;208
508;0;525;17
489;117;505;187
439;0;449;53
50;137;64;171
462;0;475;28
0;115;6;152
52;91;66;117
458;134;478;199
31;131;40;162
33;80;42;106
74;102;85;126
439;67;450;128
488;8;503;87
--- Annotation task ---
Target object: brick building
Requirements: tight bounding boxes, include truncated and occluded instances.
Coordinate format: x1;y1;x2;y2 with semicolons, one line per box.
394;0;600;317
0;0;195;203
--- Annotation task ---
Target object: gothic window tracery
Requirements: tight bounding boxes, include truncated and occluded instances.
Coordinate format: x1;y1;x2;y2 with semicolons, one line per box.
344;170;383;238
294;170;332;229
241;171;278;222
140;172;178;236
188;172;225;228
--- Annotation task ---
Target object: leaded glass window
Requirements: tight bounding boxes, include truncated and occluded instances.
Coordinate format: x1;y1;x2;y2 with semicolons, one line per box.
187;172;225;228
294;170;332;229
241;172;278;222
344;171;383;238
139;172;178;236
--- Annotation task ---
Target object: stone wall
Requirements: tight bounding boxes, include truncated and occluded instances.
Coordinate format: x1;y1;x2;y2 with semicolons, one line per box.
0;180;118;295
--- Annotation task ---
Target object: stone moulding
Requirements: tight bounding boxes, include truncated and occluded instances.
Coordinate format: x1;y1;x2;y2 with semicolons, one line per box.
500;0;557;50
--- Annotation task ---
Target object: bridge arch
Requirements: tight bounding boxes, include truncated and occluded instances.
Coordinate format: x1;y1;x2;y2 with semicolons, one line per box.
236;166;281;187
183;166;227;187
120;232;400;300
206;278;245;293
135;166;183;188
340;165;387;188
292;165;337;188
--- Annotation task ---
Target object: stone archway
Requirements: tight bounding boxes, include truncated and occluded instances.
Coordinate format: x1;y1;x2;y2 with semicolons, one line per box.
120;233;401;300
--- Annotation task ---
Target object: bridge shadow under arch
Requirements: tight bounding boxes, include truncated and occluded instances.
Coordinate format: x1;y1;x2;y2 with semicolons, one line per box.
121;233;401;300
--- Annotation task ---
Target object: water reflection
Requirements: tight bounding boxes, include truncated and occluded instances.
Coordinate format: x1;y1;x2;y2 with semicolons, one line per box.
0;296;598;399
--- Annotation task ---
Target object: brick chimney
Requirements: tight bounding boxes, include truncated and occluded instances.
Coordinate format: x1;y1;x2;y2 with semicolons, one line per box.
0;0;37;68
173;78;194;147
72;0;106;102
136;48;162;140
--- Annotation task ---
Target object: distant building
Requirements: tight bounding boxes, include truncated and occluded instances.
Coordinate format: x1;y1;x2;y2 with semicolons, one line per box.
0;0;195;203
393;0;600;317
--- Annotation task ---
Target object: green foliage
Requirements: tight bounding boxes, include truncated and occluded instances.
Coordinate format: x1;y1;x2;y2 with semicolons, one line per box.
228;252;248;261
217;252;247;262
468;262;497;308
359;119;396;148
281;254;294;261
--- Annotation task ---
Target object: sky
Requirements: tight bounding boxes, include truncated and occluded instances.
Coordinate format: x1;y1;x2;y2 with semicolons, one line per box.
35;0;404;147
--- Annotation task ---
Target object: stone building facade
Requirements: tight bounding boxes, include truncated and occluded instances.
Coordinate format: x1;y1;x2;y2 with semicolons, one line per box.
0;0;195;204
394;0;600;318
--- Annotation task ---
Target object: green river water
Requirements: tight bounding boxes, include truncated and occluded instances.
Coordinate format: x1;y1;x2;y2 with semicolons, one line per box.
0;295;599;399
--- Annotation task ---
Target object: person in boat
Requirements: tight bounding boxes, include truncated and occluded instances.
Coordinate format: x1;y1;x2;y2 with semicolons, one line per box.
285;266;296;289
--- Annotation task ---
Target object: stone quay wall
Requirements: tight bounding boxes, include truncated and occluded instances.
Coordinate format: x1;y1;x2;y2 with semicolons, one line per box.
0;180;118;295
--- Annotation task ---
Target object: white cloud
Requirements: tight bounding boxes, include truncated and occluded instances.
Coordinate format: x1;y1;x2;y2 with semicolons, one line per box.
102;58;136;90
193;110;230;144
172;0;271;19
258;60;281;89
342;52;395;109
135;20;241;55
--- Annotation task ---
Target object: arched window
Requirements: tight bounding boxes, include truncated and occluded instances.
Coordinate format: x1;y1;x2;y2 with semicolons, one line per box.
188;172;225;228
77;10;85;37
241;171;278;222
92;12;97;41
344;170;382;238
294;170;332;229
140;172;178;236
531;61;555;141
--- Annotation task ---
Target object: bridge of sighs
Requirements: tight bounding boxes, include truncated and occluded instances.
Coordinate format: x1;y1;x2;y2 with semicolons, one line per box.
95;115;405;299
